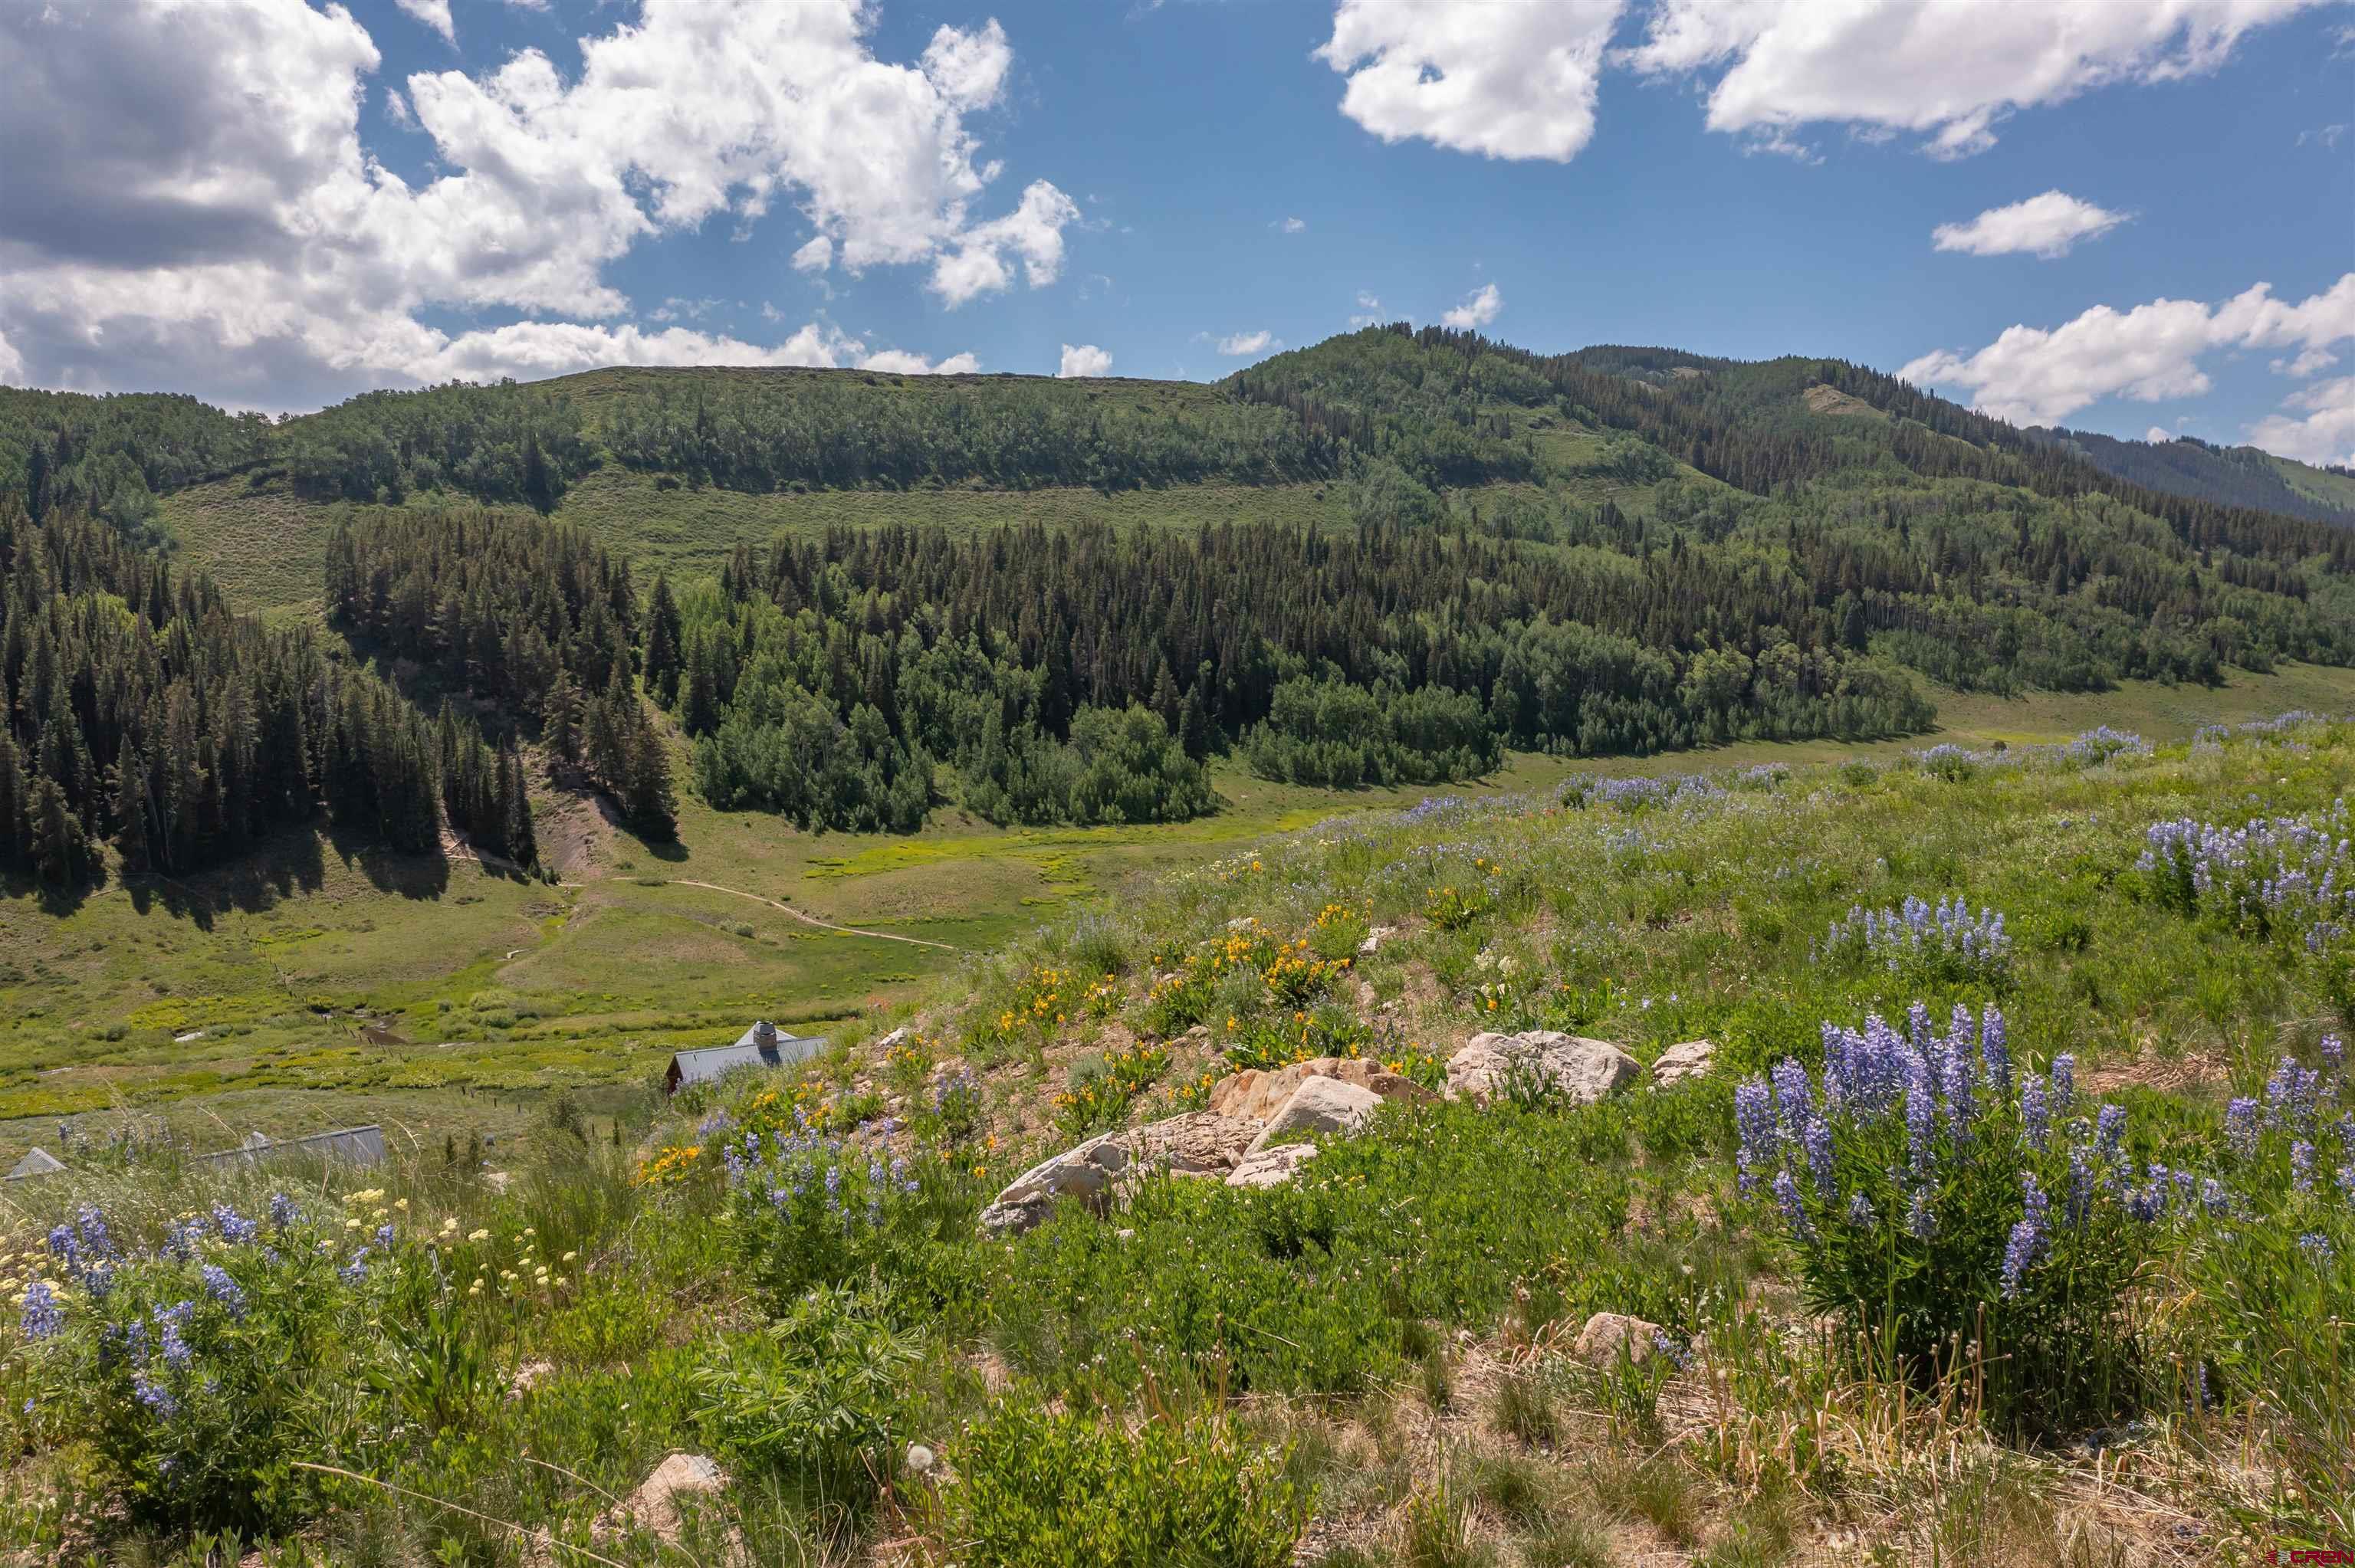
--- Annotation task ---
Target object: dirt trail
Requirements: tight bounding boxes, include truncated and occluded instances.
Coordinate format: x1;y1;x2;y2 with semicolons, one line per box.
664;878;962;952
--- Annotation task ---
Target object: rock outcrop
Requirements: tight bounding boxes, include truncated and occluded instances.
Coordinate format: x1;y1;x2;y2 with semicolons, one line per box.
1446;1031;1640;1105
1207;1055;1432;1121
1129;1111;1261;1176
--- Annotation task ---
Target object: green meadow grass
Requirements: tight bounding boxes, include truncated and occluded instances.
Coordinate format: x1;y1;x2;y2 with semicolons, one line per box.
6;716;2351;1564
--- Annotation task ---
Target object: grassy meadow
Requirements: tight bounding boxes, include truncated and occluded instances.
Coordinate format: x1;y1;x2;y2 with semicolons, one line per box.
3;713;2353;1564
6;664;2353;1169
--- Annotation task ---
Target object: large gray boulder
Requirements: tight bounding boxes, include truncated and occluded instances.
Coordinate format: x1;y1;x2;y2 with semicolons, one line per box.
977;1131;1131;1236
1446;1031;1639;1105
1243;1075;1384;1156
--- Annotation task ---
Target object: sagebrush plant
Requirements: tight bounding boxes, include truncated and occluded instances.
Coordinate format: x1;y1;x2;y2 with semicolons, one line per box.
947;1396;1310;1568
1735;1003;2163;1435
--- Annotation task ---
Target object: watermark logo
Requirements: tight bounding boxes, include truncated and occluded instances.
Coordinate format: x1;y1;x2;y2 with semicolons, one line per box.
2266;1551;2353;1565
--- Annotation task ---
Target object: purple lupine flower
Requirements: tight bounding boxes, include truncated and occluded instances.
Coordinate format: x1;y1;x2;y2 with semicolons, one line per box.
44;1225;77;1271
19;1281;63;1340
1769;1058;1815;1151
2002;1176;2050;1298
2199;1177;2229;1217
2050;1055;2077;1117
2292;1140;2317;1194
2095;1104;2127;1156
268;1192;301;1230
210;1205;260;1246
2324;1034;2346;1081
1772;1169;1815;1241
2298;1232;2334;1262
74;1205;113;1260
339;1249;370;1284
1904;1050;1937;1173
2265;1058;2318;1130
1846;1192;1875;1228
1733;1080;1775;1193
133;1373;178;1419
199;1265;247;1321
2224;1097;2260;1160
2021;1076;2051;1152
1803;1113;1835;1203
2064;1146;2097;1228
1906;1187;1936;1240
156;1307;193;1371
1980;1008;2011;1094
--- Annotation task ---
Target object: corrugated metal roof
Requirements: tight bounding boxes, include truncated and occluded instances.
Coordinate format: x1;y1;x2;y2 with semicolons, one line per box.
666;1025;827;1089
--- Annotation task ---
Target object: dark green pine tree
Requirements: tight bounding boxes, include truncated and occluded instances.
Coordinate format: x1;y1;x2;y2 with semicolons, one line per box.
113;749;153;874
0;730;26;871
644;573;684;707
30;776;86;886
498;742;537;870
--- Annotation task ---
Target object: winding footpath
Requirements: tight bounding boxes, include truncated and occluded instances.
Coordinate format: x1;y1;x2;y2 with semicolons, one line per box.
662;877;963;952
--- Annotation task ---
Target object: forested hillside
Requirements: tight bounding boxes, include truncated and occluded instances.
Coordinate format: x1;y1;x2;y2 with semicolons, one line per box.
7;324;2353;853
2025;425;2355;527
0;503;535;885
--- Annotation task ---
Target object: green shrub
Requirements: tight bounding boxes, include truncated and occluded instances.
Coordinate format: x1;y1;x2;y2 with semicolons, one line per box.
694;1285;919;1507
949;1399;1309;1568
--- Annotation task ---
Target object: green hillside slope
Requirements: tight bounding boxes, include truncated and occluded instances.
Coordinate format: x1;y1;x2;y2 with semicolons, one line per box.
2027;424;2355;526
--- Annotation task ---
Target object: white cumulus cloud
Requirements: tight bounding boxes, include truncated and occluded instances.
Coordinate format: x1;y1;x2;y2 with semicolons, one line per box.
1348;290;1384;327
1441;281;1501;330
1625;0;2326;159
1931;191;2127;258
2273;346;2340;378
1315;0;1627;161
1899;274;2355;428
392;0;455;44
1216;330;1274;356
2144;425;2176;442
1058;343;1113;378
0;0;1066;408
2248;376;2354;465
1278;216;1307;233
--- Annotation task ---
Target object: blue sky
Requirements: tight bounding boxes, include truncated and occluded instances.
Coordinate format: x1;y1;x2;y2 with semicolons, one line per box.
1;0;2349;461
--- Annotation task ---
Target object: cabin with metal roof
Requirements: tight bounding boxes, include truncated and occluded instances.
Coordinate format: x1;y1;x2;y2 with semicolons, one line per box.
664;1021;828;1095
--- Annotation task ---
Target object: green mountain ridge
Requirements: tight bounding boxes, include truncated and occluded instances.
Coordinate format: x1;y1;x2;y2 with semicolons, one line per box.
2025;422;2355;527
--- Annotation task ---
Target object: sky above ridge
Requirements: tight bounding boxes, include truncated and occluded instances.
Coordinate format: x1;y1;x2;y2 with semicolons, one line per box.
1;0;2350;463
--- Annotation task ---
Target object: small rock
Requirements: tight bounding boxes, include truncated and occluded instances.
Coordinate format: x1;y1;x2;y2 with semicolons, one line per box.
1572;1311;1663;1367
597;1452;730;1547
506;1359;554;1399
875;1026;912;1050
1243;1076;1383;1156
1227;1142;1319;1189
1652;1039;1716;1087
1358;925;1398;956
1447;1032;1638;1106
905;1442;937;1475
1181;1023;1212;1045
